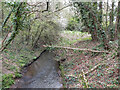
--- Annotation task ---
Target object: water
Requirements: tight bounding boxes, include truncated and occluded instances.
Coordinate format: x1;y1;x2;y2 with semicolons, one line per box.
13;50;63;88
0;38;1;48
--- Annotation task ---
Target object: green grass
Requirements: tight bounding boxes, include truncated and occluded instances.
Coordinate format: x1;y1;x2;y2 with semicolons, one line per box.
61;30;90;36
2;72;22;89
2;44;41;88
1;30;91;88
59;30;91;46
2;74;15;89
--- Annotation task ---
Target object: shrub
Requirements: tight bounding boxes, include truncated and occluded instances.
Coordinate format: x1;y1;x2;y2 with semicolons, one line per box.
66;17;81;31
2;74;15;89
32;21;61;48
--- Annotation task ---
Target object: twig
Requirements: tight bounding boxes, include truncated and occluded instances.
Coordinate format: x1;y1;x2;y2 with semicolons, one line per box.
84;63;106;76
0;3;23;52
43;45;109;53
1;5;15;30
81;69;89;88
27;2;42;6
32;4;72;20
65;74;78;79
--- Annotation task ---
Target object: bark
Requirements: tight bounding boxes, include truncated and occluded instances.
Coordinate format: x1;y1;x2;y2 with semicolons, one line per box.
0;3;23;52
110;2;114;25
106;1;108;32
75;2;110;49
92;2;98;41
99;2;102;23
114;2;120;40
32;27;44;49
99;1;110;50
79;3;99;41
109;2;114;40
116;2;120;62
2;5;15;31
1;2;4;35
42;2;49;13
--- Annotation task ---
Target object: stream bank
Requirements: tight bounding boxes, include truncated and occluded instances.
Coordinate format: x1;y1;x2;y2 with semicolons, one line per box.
11;50;63;88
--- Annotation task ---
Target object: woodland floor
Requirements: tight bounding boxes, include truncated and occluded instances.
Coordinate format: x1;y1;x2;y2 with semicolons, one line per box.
1;30;119;88
57;31;119;88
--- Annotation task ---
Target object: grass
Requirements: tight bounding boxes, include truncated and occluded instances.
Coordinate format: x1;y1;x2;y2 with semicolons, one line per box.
55;30;92;88
55;30;119;88
2;74;15;89
2;72;22;89
1;30;92;88
59;30;91;46
1;45;41;89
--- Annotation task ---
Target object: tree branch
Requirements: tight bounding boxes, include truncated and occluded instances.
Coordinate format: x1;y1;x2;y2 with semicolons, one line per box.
0;3;23;52
43;45;109;53
84;63;106;76
1;5;15;31
32;4;72;20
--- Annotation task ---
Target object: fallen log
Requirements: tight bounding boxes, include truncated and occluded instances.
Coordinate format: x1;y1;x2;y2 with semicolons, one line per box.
43;45;109;53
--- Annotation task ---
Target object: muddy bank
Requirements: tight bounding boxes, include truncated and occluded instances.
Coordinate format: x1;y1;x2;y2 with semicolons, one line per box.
12;50;63;88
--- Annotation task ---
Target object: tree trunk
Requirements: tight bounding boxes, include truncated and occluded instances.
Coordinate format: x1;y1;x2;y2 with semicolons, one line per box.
92;2;98;41
117;2;120;74
114;2;120;40
0;2;23;52
109;2;114;40
106;0;108;34
32;28;43;49
99;2;102;24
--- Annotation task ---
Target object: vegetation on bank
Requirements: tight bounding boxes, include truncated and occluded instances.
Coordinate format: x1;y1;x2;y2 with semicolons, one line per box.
1;30;91;89
0;1;119;89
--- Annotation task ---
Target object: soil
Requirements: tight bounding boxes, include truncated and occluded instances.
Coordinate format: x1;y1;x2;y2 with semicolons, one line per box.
59;40;119;88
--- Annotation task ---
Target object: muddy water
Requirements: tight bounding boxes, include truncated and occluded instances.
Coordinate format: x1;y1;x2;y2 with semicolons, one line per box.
15;50;63;88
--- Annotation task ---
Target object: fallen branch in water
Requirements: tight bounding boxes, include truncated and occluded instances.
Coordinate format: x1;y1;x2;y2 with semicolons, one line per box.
43;45;109;53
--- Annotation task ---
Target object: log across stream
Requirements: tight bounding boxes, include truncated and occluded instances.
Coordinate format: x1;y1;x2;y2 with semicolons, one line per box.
12;50;63;88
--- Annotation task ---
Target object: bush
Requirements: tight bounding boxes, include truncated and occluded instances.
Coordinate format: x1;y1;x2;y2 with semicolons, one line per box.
31;21;61;48
66;17;81;31
12;20;61;50
40;21;60;43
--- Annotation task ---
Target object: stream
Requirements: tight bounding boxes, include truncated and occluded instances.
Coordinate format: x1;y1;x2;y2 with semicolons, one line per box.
13;50;63;88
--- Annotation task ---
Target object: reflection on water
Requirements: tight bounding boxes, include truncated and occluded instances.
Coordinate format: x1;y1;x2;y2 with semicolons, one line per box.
14;50;62;88
0;38;2;48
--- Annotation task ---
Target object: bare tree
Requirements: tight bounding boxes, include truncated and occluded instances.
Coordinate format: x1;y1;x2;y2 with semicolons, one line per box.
109;2;114;40
114;1;120;40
